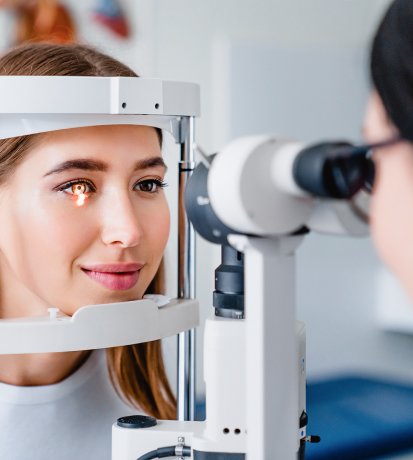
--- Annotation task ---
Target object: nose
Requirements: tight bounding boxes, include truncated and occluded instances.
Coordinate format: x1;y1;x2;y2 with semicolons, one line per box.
100;193;142;248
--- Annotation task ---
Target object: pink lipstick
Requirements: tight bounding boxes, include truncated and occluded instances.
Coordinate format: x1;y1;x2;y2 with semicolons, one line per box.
81;263;143;291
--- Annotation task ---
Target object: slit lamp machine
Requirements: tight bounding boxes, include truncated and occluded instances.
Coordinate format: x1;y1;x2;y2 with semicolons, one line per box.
0;76;376;459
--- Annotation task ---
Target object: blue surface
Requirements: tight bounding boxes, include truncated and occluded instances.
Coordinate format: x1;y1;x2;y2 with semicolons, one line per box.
196;375;413;459
305;376;413;459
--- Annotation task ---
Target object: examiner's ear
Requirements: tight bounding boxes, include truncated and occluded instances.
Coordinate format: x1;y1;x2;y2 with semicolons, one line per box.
363;90;399;143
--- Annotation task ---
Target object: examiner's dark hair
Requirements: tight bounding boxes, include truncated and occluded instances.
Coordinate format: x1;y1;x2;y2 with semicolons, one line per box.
0;42;175;420
371;0;413;141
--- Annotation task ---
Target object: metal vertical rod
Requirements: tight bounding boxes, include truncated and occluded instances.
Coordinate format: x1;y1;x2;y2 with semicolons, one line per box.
177;116;196;421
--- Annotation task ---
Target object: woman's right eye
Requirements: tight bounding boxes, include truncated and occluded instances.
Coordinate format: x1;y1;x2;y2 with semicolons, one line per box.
55;179;96;196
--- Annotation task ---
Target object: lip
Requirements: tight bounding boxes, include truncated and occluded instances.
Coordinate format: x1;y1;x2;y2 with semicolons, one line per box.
80;263;144;291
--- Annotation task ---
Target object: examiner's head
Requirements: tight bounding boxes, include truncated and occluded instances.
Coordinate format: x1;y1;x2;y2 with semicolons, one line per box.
363;0;413;301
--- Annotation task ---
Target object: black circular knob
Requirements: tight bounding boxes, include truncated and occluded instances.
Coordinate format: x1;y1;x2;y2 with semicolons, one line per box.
117;415;157;429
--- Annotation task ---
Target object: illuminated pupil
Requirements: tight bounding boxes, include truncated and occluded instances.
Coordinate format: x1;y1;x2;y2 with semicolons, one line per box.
72;183;86;195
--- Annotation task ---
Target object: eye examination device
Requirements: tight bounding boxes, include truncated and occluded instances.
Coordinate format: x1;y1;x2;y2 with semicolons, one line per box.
0;76;373;459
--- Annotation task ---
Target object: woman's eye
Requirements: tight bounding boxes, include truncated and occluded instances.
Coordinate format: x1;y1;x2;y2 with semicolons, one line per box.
55;180;95;195
135;179;167;194
70;183;88;195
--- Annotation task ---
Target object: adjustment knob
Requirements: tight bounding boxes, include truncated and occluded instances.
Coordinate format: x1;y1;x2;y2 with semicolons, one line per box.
117;415;157;429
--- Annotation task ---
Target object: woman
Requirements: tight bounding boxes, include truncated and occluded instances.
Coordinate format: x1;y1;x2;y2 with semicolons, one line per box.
363;0;413;303
0;43;175;459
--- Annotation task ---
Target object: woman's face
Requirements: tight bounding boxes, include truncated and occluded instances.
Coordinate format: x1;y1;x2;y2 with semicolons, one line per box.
0;125;169;318
363;91;413;300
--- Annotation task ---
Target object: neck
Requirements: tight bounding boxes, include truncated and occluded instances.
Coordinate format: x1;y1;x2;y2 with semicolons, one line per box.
0;351;92;386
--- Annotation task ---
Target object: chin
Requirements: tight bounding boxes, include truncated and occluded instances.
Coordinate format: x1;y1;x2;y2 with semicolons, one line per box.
60;292;143;316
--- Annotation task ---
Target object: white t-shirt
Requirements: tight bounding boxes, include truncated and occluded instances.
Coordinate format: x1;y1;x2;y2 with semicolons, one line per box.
0;350;138;459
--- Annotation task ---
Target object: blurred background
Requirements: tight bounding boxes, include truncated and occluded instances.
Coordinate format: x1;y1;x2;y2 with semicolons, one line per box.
4;1;413;458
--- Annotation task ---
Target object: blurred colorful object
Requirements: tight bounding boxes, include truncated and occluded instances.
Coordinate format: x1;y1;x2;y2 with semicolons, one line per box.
93;0;130;39
0;0;76;44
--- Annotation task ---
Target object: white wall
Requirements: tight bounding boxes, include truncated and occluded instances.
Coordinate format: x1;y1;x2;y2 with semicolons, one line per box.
3;0;413;399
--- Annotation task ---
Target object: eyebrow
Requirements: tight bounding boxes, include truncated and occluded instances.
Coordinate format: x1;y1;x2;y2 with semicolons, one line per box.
43;156;167;178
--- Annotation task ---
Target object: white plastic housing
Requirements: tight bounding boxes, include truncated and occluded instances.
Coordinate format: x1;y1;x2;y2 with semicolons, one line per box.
306;199;369;236
193;316;246;453
208;135;314;235
0;77;200;139
111;316;307;459
112;420;202;460
0;298;199;354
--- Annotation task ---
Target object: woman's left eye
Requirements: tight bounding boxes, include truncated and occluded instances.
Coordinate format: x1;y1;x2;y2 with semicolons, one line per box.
134;179;167;194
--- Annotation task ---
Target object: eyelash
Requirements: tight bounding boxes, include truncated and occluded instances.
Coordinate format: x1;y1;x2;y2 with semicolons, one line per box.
134;178;168;194
54;178;168;195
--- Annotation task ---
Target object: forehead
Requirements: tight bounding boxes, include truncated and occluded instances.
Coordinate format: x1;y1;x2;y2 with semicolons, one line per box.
42;124;161;153
23;124;163;172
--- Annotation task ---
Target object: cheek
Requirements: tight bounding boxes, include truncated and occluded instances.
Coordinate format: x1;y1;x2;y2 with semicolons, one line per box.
33;202;94;252
129;199;169;293
143;199;170;256
370;190;401;265
6;196;96;287
370;154;413;285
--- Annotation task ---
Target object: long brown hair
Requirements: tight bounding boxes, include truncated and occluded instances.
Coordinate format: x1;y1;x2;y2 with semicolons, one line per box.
0;42;176;420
